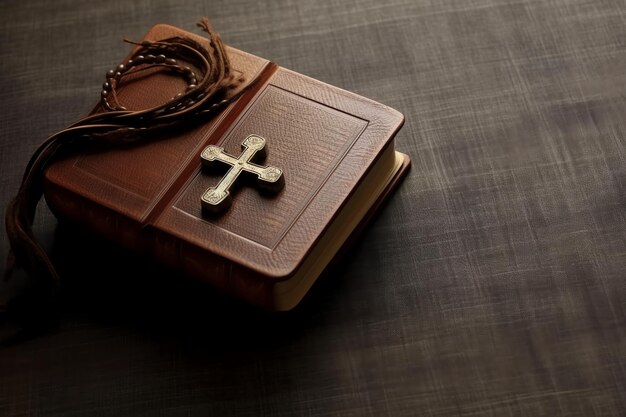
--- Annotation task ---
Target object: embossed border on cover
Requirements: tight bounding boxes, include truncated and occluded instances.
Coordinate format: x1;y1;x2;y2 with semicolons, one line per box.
173;84;368;250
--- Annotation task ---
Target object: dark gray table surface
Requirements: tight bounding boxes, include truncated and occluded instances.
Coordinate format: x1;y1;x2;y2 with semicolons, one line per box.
1;1;624;416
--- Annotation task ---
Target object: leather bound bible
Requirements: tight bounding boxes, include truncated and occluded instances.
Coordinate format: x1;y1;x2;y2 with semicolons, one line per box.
43;24;410;311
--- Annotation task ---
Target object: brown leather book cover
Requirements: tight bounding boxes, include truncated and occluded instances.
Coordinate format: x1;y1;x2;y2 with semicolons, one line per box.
43;24;410;311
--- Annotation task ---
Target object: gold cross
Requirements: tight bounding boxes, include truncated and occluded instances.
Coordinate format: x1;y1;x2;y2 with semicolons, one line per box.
200;134;284;213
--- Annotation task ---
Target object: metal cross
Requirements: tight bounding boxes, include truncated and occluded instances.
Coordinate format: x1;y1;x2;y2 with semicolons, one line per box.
200;134;284;213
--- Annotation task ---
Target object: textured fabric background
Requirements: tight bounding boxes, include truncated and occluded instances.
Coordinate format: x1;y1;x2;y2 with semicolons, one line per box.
1;1;625;416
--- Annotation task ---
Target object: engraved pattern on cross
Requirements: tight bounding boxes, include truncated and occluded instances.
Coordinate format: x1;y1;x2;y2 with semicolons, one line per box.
200;134;284;213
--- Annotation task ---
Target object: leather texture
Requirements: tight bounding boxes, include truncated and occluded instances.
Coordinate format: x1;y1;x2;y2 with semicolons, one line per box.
43;24;408;309
1;1;624;416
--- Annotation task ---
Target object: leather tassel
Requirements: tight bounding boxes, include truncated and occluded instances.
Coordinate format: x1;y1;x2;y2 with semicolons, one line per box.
2;19;253;327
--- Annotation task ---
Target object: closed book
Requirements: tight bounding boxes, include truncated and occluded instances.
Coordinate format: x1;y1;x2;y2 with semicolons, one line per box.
43;23;410;311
